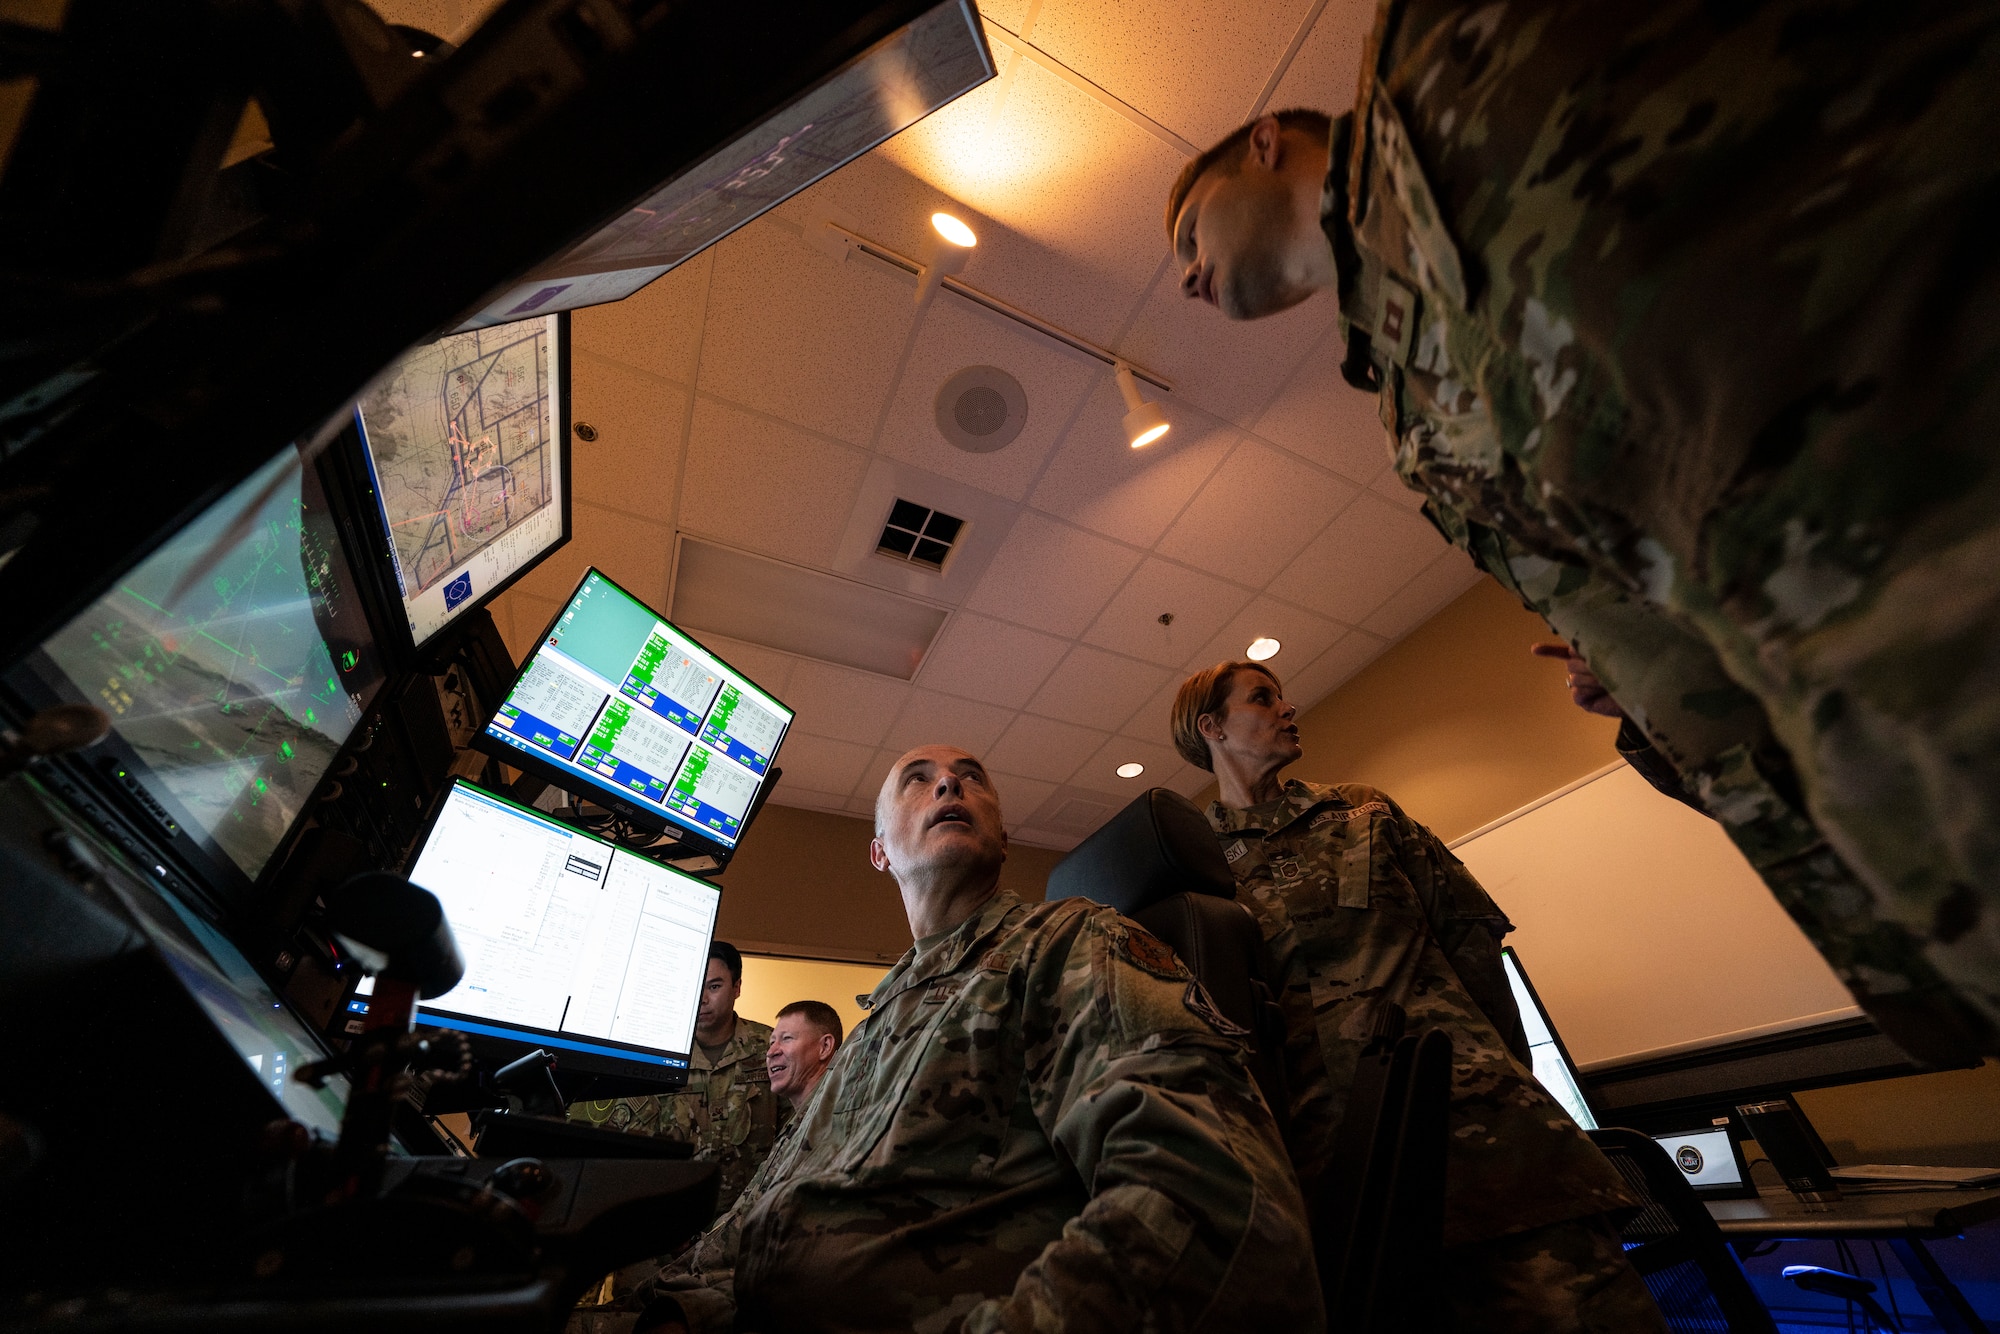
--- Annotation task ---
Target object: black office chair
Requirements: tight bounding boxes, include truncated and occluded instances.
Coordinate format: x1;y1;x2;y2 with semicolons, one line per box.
1589;1128;1779;1333
1045;787;1290;1126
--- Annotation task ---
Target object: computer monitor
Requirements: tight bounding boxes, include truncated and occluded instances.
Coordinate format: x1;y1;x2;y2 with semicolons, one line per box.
8;443;387;893
1500;945;1601;1132
1649;1121;1757;1198
401;780;721;1081
476;568;792;855
352;313;570;651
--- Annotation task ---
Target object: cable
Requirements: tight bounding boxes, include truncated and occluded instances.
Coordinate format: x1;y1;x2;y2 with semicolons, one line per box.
1869;1240;1903;1331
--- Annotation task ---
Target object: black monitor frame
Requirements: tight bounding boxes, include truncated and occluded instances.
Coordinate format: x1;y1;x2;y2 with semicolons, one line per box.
470;567;792;870
345;312;574;660
1501;944;1607;1127
1646;1119;1761;1200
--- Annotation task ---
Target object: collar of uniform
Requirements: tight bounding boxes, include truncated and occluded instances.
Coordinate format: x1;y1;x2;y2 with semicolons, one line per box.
866;888;1021;1011
1208;779;1344;837
690;1017;767;1071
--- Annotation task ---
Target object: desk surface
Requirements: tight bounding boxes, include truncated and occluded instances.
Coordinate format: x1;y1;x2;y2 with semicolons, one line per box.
1707;1184;2000;1239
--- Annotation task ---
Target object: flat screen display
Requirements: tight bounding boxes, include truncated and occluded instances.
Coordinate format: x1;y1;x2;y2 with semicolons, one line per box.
1502;946;1598;1132
354;313;568;649
405;781;722;1076
481;569;791;850
1651;1126;1748;1192
23;444;385;883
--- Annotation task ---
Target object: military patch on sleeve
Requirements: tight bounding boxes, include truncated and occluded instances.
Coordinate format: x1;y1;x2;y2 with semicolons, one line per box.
1224;839;1248;864
1184;982;1249;1038
1114;925;1190;981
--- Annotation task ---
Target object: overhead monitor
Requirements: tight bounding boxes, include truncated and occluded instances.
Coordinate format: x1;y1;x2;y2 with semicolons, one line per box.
353;312;570;650
9;443;386;892
476;569;792;854
1501;946;1600;1132
403;780;722;1081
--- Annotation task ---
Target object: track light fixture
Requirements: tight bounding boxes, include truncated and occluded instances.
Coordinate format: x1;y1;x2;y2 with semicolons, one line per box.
915;211;976;308
1115;363;1170;448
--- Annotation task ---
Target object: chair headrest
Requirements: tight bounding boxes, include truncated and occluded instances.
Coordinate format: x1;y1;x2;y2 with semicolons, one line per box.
1045;788;1235;917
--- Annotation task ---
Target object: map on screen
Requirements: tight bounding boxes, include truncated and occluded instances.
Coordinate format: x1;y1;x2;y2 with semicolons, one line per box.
356;314;565;646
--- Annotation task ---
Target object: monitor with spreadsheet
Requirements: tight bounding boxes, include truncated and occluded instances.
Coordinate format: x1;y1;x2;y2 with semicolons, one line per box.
476;568;792;852
402;780;722;1080
1501;945;1600;1131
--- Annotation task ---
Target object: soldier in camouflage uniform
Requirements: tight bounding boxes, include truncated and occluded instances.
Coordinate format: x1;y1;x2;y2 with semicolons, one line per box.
569;940;784;1213
1165;0;2000;1062
634;745;1322;1334
1174;661;1660;1332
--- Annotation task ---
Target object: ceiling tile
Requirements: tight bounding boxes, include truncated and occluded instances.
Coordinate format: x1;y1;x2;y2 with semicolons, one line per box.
1263;0;1375;114
986;713;1111;783
1022;783;1122;839
1028;378;1235;547
781;659;913;748
964;511;1142;637
843;794;881;819
679;397;870;568
570;250;712;387
770;733;877;799
568;353;689;519
874;290;1099;502
914;611;1070;708
1250;325;1393;483
1180;594;1346;675
689;632;796;702
882;689;1018;757
1032;0;1313;146
992;771;1059;828
1116;670;1187;744
510;499;671;610
697;219;916;448
1025;644;1172;728
1012;827;1083;852
1281;627;1390;712
1068;735;1184;798
851;746;904;805
1155;438;1356;586
1263;491;1451;624
1119;270;1337;430
1361;546;1485;640
1081;556;1254;667
1159;763;1215;801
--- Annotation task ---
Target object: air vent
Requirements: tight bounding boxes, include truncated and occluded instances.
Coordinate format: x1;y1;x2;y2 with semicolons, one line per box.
935;365;1027;453
876;498;965;571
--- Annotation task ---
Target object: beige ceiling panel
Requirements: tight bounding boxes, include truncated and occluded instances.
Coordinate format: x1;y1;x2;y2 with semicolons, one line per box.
1263;491;1450;624
570;250;712;387
1251;325;1393;483
568;354;689;521
986;713;1111;783
771;786;852;816
697;220;916;448
1116;670;1186;744
1027;378;1235;548
1280;627;1390;713
509;499;671;610
688;633;796;703
974;0;1030;34
1119;271;1337;429
1159;763;1215;801
1020;783;1122;839
1081;556;1254;668
876;51;1188;345
1025;644;1172;729
914;611;1070;708
1361;546;1485;641
1013;826;1083;852
991;772;1060;830
1031;0;1311;146
875;296;1098;501
851;746;905;803
883;689;1019;757
782;659;913;748
769;733;878;801
1068;735;1184;799
1263;0;1375;114
964;511;1142;636
679;397;871;568
1180;594;1346;677
1155;437;1356;586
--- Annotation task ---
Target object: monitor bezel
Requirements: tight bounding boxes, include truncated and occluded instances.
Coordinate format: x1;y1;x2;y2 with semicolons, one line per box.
348;311;574;660
401;776;721;1085
1500;944;1608;1128
470;565;793;862
1648;1121;1761;1200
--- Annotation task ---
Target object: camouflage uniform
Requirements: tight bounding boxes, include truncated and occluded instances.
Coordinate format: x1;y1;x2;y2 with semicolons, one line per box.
643;890;1323;1334
1321;0;2000;1056
568;1016;783;1213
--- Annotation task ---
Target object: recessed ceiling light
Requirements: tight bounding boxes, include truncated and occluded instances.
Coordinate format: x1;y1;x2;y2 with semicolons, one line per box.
1246;637;1281;661
1116;762;1145;778
931;212;977;248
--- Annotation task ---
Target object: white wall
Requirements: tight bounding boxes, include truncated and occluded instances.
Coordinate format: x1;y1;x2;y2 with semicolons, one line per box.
1451;764;1858;1070
738;955;887;1041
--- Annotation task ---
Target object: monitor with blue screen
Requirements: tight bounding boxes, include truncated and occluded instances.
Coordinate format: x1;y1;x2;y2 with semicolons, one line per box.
401;780;723;1082
476;568;791;852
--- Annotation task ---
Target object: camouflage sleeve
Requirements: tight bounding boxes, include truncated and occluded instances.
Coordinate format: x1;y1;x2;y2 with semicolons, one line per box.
1615;718;1704;812
961;909;1324;1334
631;1176;750;1333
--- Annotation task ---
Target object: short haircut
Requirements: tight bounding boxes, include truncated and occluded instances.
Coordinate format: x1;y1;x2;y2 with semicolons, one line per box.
708;939;743;984
1171;661;1283;771
1166;108;1335;240
776;999;844;1047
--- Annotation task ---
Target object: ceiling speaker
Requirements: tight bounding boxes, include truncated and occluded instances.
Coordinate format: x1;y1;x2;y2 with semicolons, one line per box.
935;365;1027;453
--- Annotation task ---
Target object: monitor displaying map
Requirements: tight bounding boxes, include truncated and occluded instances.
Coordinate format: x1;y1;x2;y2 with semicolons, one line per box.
354;313;569;649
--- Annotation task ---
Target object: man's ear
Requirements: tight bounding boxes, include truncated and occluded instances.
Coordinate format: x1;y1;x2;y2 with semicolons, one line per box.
869;837;890;873
1246;114;1284;171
